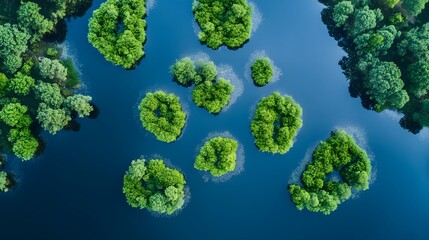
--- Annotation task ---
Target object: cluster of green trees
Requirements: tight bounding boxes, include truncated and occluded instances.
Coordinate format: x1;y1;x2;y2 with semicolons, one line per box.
88;0;147;69
193;0;253;49
288;130;372;215
138;91;187;143
171;57;235;114
0;155;11;192
319;0;429;133
123;158;187;215
250;92;303;154
0;1;94;163
194;137;238;176
251;57;274;86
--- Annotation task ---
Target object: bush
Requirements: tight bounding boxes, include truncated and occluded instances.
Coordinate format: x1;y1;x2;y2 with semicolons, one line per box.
288;130;372;215
194;137;238;176
88;0;147;68
250;92;303;154
193;0;253;49
123;158;187;214
138;91;186;143
251;57;274;86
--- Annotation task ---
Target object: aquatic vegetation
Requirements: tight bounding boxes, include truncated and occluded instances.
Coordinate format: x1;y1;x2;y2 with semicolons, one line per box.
192;0;253;49
0;171;11;192
123;158;187;215
139;91;186;143
171;57;234;114
288;130;372;215
88;0;147;69
251;57;274;86
318;0;429;133
250;92;303;154
194;137;238;176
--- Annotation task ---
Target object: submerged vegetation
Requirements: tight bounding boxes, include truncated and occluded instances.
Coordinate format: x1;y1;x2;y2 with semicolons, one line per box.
250;92;303;154
138;91;187;143
318;0;429;133
289;130;372;215
123;158;187;215
193;0;253;49
88;0;147;69
171;57;234;114
251;57;274;86
194;137;238;176
0;1;94;162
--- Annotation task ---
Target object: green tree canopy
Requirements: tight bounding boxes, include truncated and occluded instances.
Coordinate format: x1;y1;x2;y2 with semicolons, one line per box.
194;137;238;176
251;57;274;86
88;0;147;68
289;130;371;215
38;58;68;82
17;1;54;43
250;92;303;154
36;104;71;135
192;78;234;114
64;94;93;117
33;81;65;109
123;158;187;214
0;24;30;74
8;72;35;96
138;91;186;143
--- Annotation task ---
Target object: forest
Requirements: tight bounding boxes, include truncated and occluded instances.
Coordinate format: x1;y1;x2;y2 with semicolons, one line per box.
318;0;429;133
0;0;95;188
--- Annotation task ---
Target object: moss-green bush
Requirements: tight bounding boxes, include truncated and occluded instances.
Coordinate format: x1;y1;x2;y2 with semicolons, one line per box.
250;92;303;154
288;130;372;215
193;0;253;49
138;91;186;143
251;57;274;86
194;137;238;176
171;57;234;114
123;158;187;215
88;0;146;69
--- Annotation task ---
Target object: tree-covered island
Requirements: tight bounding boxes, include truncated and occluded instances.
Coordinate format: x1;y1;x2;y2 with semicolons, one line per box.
318;0;429;133
251;57;274;86
123;158;187;215
171;57;235;114
88;0;147;69
138;91;187;143
289;130;372;215
193;0;253;49
194;137;239;176
250;92;303;154
0;1;95;162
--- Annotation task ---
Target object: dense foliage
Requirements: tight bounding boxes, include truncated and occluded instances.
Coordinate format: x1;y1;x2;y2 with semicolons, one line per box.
0;171;10;192
250;92;303;154
88;0;147;69
138;91;186;143
318;0;429;133
288;130;372;215
123;158;187;214
251;57;274;86
194;137;238;176
0;1;94;163
193;0;253;49
171;57;234;114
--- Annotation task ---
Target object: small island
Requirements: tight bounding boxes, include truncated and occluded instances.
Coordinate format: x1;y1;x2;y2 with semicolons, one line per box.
171;57;234;114
192;0;253;49
250;92;303;154
123;158;187;215
251;57;274;86
138;91;187;143
88;0;147;69
194;137;238;176
0;171;12;192
289;130;372;215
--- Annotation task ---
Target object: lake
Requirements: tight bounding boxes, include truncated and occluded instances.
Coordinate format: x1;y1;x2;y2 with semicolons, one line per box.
1;0;429;239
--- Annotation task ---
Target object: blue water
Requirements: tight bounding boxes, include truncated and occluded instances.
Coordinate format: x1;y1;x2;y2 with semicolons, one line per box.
1;1;429;239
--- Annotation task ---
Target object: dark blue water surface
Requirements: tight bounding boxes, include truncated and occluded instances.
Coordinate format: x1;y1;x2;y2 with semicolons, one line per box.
1;1;429;239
